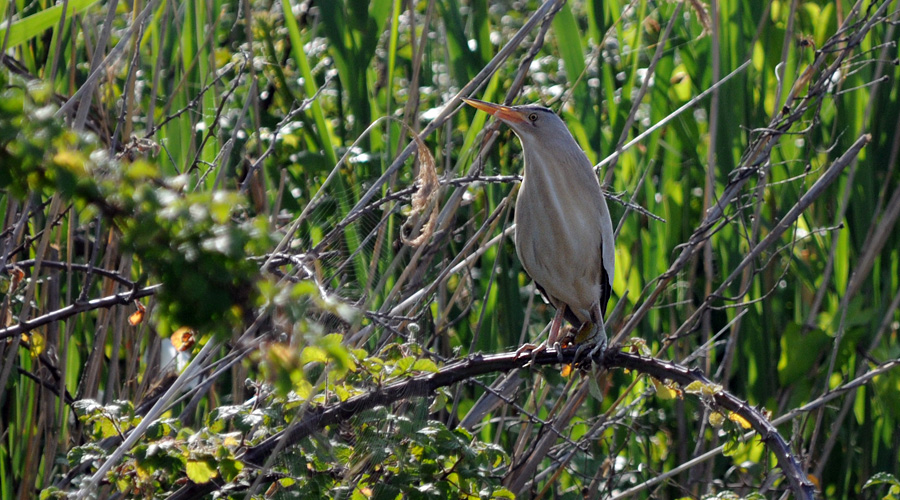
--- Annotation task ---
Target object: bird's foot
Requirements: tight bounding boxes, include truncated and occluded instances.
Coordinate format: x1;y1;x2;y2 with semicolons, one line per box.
587;334;608;361
583;300;608;360
515;341;566;365
572;342;591;366
568;323;608;364
515;342;562;366
514;342;545;359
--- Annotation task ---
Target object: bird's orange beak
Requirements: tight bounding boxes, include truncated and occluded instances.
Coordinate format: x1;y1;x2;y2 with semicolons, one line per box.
462;98;527;124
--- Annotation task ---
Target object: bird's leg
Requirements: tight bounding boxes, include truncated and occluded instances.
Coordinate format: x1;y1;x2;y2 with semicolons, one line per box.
587;301;608;360
546;306;565;348
548;306;567;362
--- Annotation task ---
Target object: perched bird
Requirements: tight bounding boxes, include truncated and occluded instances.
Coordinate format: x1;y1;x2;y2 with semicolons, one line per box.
463;98;614;354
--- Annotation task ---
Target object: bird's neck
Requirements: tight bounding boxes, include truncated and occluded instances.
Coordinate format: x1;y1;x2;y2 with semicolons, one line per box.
522;144;597;191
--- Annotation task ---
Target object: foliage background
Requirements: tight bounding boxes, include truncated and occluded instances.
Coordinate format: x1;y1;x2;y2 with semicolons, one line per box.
1;0;899;498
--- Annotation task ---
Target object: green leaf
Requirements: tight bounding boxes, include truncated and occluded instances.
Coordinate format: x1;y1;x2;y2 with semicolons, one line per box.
588;373;605;403
864;472;900;489
0;0;101;49
683;380;722;396
185;458;218;483
301;346;328;365
722;438;740;457
683;381;704;394
218;458;244;482
486;488;515;499
396;356;415;373
319;333;356;372
708;412;725;429
411;358;438;373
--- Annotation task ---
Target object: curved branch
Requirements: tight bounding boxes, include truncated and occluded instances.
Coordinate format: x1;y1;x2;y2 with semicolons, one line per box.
168;348;816;500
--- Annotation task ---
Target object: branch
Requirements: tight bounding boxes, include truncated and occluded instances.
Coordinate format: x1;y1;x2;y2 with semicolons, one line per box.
666;132;871;340
613;0;887;344
3;259;137;287
167;348;816;500
0;284;161;340
610;357;900;499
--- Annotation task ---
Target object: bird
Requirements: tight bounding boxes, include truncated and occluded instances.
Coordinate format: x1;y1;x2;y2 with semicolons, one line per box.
462;98;615;355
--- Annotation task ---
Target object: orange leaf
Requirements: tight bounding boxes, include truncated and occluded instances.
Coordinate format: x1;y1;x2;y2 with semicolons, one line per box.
171;327;197;352
128;302;146;326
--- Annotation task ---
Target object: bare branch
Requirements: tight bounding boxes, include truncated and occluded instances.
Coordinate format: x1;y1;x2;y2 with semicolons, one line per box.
0;284;160;340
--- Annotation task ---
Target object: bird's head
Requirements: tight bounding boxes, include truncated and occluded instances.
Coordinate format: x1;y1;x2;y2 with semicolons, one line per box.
462;98;573;147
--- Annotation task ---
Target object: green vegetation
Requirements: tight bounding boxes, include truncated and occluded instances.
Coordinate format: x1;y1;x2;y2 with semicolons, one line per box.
1;0;899;498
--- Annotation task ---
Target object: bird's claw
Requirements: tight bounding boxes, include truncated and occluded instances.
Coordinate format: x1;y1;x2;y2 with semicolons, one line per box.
552;341;564;362
587;336;608;361
514;342;545;360
572;342;590;367
515;340;566;367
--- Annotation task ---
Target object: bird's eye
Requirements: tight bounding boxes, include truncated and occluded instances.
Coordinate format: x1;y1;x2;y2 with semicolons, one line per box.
528;113;538;122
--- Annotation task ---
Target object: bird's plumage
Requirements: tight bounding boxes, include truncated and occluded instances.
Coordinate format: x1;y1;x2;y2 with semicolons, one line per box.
463;99;614;347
